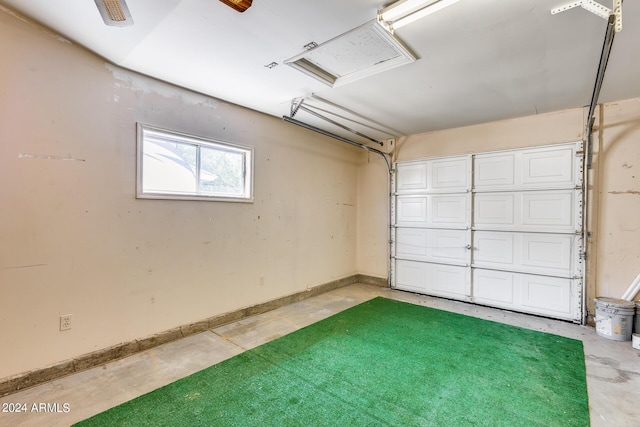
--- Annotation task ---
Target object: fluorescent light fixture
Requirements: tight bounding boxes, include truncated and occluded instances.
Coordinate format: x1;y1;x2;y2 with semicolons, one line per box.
380;0;461;30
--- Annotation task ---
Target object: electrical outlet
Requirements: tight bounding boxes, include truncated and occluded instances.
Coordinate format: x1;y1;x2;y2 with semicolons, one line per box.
259;276;264;286
60;315;72;331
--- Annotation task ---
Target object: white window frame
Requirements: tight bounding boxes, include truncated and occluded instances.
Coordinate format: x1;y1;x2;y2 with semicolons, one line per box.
136;124;254;202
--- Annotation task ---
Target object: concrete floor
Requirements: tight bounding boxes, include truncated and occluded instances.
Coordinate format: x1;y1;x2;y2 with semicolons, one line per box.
1;283;639;426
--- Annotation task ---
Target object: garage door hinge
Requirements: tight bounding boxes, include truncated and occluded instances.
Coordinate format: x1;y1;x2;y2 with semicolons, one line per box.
580;251;587;260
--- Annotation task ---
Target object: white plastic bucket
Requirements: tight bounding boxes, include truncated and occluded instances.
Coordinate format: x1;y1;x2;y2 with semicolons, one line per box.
594;297;635;341
633;334;640;350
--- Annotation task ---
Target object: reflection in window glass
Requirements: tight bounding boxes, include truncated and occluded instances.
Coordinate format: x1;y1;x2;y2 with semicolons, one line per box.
142;140;197;194
200;146;245;196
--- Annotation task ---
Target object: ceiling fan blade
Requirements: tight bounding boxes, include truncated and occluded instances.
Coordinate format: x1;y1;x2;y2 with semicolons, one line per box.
219;0;253;13
94;0;134;27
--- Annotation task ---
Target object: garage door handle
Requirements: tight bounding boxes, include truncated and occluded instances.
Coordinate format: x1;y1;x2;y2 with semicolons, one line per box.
465;244;472;250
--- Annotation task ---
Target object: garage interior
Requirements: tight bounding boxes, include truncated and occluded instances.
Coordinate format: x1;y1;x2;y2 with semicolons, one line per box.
1;0;639;425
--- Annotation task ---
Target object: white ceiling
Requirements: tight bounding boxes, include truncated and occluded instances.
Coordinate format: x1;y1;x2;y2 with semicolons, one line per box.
2;0;639;144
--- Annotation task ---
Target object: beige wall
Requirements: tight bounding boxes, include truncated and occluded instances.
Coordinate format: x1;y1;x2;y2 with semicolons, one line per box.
0;10;362;379
356;153;390;279
594;99;640;300
358;97;640;317
394;109;585;160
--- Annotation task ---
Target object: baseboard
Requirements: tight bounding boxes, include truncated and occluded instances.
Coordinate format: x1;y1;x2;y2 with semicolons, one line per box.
356;274;388;287
1;274;384;397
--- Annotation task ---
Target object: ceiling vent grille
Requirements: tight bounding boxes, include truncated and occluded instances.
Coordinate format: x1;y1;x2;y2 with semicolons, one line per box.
284;20;416;87
219;0;253;13
94;0;134;26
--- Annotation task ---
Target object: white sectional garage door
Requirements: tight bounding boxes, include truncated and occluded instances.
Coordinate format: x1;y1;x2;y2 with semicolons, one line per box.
392;143;584;322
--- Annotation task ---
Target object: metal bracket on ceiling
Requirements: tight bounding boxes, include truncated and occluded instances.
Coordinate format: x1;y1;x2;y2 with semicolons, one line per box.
309;94;404;137
288;96;402;147
298;104;385;146
551;0;622;32
290;98;304;118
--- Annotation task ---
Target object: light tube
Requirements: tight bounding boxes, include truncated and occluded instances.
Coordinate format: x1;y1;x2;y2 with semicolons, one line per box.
380;0;461;29
380;0;441;22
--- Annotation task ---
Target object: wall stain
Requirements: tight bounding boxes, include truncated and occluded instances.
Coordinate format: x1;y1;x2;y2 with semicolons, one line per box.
106;64;220;109
1;264;48;270
608;191;640;195
622;163;633;169
18;153;85;162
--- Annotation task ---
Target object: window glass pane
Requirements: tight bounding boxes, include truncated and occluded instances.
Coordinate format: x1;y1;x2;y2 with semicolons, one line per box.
137;124;253;201
199;146;244;196
142;139;197;194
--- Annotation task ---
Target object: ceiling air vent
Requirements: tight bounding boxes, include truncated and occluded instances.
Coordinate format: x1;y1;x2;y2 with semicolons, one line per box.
284;20;416;87
219;0;253;13
94;0;134;27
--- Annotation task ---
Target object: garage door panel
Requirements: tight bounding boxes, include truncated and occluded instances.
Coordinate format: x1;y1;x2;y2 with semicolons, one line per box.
473;270;576;320
395;229;469;264
396;163;428;193
474;154;515;188
475;191;578;232
395;228;429;258
474;194;516;226
430;264;469;298
522;147;574;186
473;232;515;265
430;195;469;225
395;260;428;293
396;157;469;194
473;269;515;304
521;234;574;273
475;145;577;191
396;195;469;228
395;260;470;300
522;191;573;228
521;275;574;318
431;230;469;264
396;196;428;226
474;232;576;276
431;157;469;191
